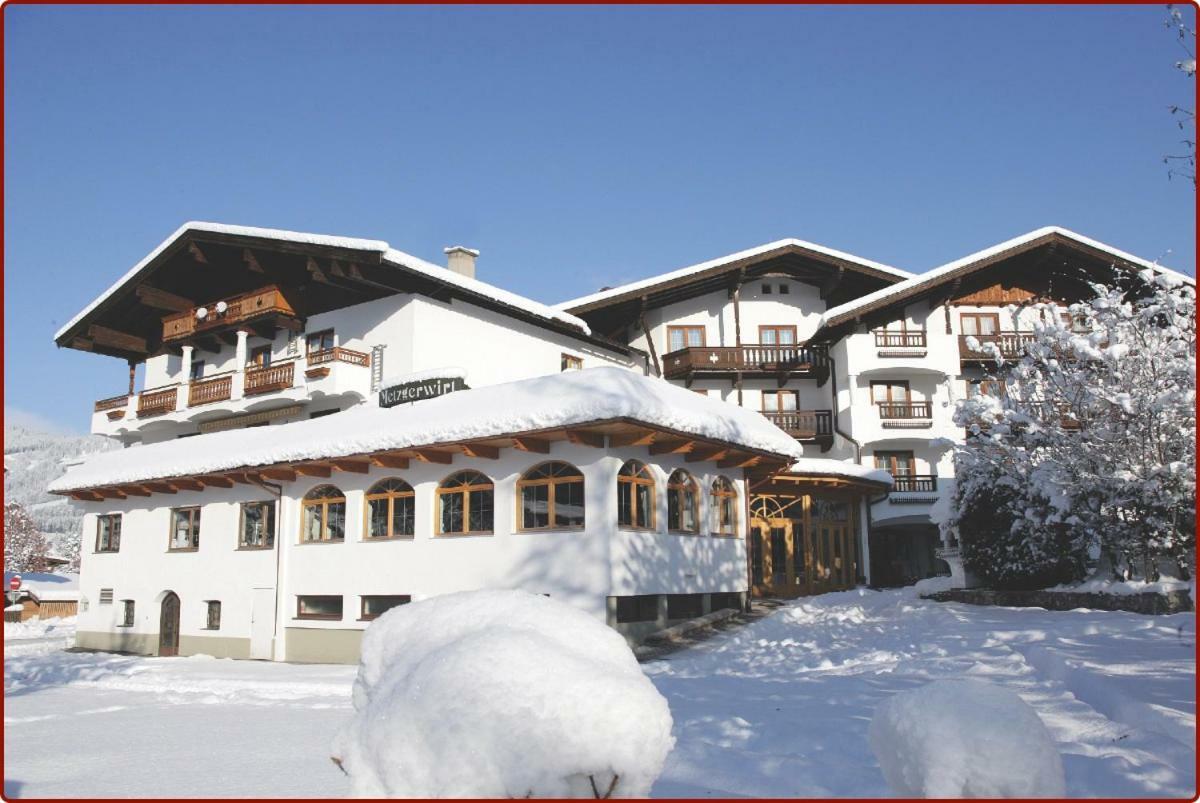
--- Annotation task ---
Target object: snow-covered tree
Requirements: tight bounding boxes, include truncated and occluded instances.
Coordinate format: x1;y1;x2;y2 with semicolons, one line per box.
4;502;51;574
945;269;1196;585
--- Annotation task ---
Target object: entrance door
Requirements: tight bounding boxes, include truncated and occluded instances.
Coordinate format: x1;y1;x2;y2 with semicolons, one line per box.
250;587;275;660
159;592;180;657
810;498;856;594
750;518;805;597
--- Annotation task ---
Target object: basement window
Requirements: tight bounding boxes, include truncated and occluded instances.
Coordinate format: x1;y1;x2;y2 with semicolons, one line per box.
615;595;659;624
360;595;411;621
296;595;343;620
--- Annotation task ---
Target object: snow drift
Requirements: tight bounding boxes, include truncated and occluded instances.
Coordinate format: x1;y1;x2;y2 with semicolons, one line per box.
868;678;1065;798
332;590;675;797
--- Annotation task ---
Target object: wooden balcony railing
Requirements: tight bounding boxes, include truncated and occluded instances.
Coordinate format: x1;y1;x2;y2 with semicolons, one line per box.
958;331;1037;361
662;344;828;379
162;285;297;343
137;386;178;418
188;374;233;407
877;401;933;421
890;474;938;494
94;394;130;413
306;347;370;367
762;409;833;440
874;330;927;349
244;360;296;396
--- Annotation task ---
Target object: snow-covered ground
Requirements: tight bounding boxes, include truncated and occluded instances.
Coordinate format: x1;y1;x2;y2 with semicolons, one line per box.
4;591;1195;798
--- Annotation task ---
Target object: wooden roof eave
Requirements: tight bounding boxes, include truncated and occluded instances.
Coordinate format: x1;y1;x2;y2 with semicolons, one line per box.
54;417;795;499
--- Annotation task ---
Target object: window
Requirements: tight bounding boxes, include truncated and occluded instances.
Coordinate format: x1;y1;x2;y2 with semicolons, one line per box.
617;460;656;529
870;380;910;404
666;469;699;533
711;476;738;536
710;592;742;612
309;409;339;419
170;507;201;550
249;345;272;368
758;325;797;345
301;485;346;542
296;595;343;620
518;462;585;530
95;514;121;553
437;471;494;535
306;329;335;354
874;451;915;477
762;390;799;413
189;360;205;381
778;283;790;295
667;594;704;620
99;588;114;605
666;325;705;352
240;501;276;548
561;354;583;371
365;478;415;539
966;379;1007;399
205;601;221;630
959;313;1000;336
120;600;135;627
615;595;659;624
761;283;772;295
360;595;411;621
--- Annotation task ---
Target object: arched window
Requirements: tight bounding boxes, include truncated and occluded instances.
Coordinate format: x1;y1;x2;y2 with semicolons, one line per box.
711;476;738;537
365;478;415;539
617;460;655;529
517;462;585;530
437;471;494;535
302;485;346;542
666;469;699;533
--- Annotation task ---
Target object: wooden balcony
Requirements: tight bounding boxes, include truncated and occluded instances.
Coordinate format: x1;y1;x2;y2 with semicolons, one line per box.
890;474;938;495
94;394;129;413
188;374;233;407
662;343;829;386
878;401;933;428
762;409;834;451
874;330;927;350
958;331;1037;363
137;386;178;418
244;360;296;396
162;285;298;344
306;347;370;367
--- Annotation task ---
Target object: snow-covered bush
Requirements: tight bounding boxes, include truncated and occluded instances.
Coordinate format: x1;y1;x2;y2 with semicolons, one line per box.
868;678;1065;798
946;270;1196;584
332;590;675;798
4;502;50;574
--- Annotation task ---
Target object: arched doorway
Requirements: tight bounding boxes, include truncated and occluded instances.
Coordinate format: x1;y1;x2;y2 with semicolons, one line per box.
159;591;180;657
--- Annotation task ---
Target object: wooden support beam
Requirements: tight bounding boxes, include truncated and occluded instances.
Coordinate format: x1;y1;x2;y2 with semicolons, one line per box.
172;478;204;491
307;257;328;283
718;453;760;469
329;259;347;278
119;485;151;497
607;429;656;448
459;444;500;460
188;242;208;264
413;449;453;465
687;447;729;464
511;437;550;454
225;472;256;485
649;437;693;455
197;475;235;488
331;459;370;474
71;337;94;351
347;263;365;280
370;454;410;469
88;325;147;354
564;429;605;448
243;248;264;273
135;285;194;313
261;468;297;482
145;482;177;494
638;296;662;377
96;488;127;500
294;463;332;478
70;491;104;502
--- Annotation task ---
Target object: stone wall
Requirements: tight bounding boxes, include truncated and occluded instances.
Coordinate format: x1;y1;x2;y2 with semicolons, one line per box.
925;588;1194;615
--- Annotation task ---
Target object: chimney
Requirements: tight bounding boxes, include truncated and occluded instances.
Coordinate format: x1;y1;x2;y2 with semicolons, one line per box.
444;246;479;279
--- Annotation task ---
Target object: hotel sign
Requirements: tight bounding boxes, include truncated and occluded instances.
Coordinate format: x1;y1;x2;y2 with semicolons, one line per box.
379;376;468;408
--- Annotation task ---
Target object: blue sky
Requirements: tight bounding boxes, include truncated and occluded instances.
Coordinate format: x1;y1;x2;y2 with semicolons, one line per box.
4;5;1194;432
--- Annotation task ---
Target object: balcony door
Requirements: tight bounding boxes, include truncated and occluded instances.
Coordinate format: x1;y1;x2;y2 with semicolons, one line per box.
959;313;999;336
870;380;910;405
762;390;799;413
874;450;915;478
667;326;705;353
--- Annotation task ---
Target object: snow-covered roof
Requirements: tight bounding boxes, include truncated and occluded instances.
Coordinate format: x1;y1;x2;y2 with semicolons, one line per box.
820;226;1195;330
3;572;80;602
49;367;805;492
787;458;892;486
54;221;591;342
557;238;914;313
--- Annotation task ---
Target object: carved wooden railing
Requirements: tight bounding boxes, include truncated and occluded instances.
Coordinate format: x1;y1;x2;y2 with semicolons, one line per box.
94;394;130;413
188;374;233;407
877;401;933;421
137;386;178;417
890;474;938;494
874;330;927;349
306;347;370;367
958;331;1037;361
162;285;297;342
762;409;833;440
244;360;296;396
662;343;828;378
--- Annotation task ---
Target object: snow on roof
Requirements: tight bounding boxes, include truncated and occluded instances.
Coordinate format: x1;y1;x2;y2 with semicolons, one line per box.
820;226;1195;330
49;367;804;492
54;222;591;342
788;458;892;486
557;238;914;312
3;572;81;602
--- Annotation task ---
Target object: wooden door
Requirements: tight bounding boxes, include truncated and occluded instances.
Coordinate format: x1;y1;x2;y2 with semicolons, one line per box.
159;592;180;657
750;518;804;597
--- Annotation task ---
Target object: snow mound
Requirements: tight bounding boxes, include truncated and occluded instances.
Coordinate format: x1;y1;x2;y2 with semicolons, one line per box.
332;590;675;797
868;678;1065;798
910;575;955;597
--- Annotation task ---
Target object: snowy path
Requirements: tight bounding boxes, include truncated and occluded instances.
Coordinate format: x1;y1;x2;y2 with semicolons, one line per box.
4;591;1195;798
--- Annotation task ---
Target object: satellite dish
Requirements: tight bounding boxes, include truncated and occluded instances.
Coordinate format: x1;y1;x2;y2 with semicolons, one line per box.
215;301;228;315
196;307;208;320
